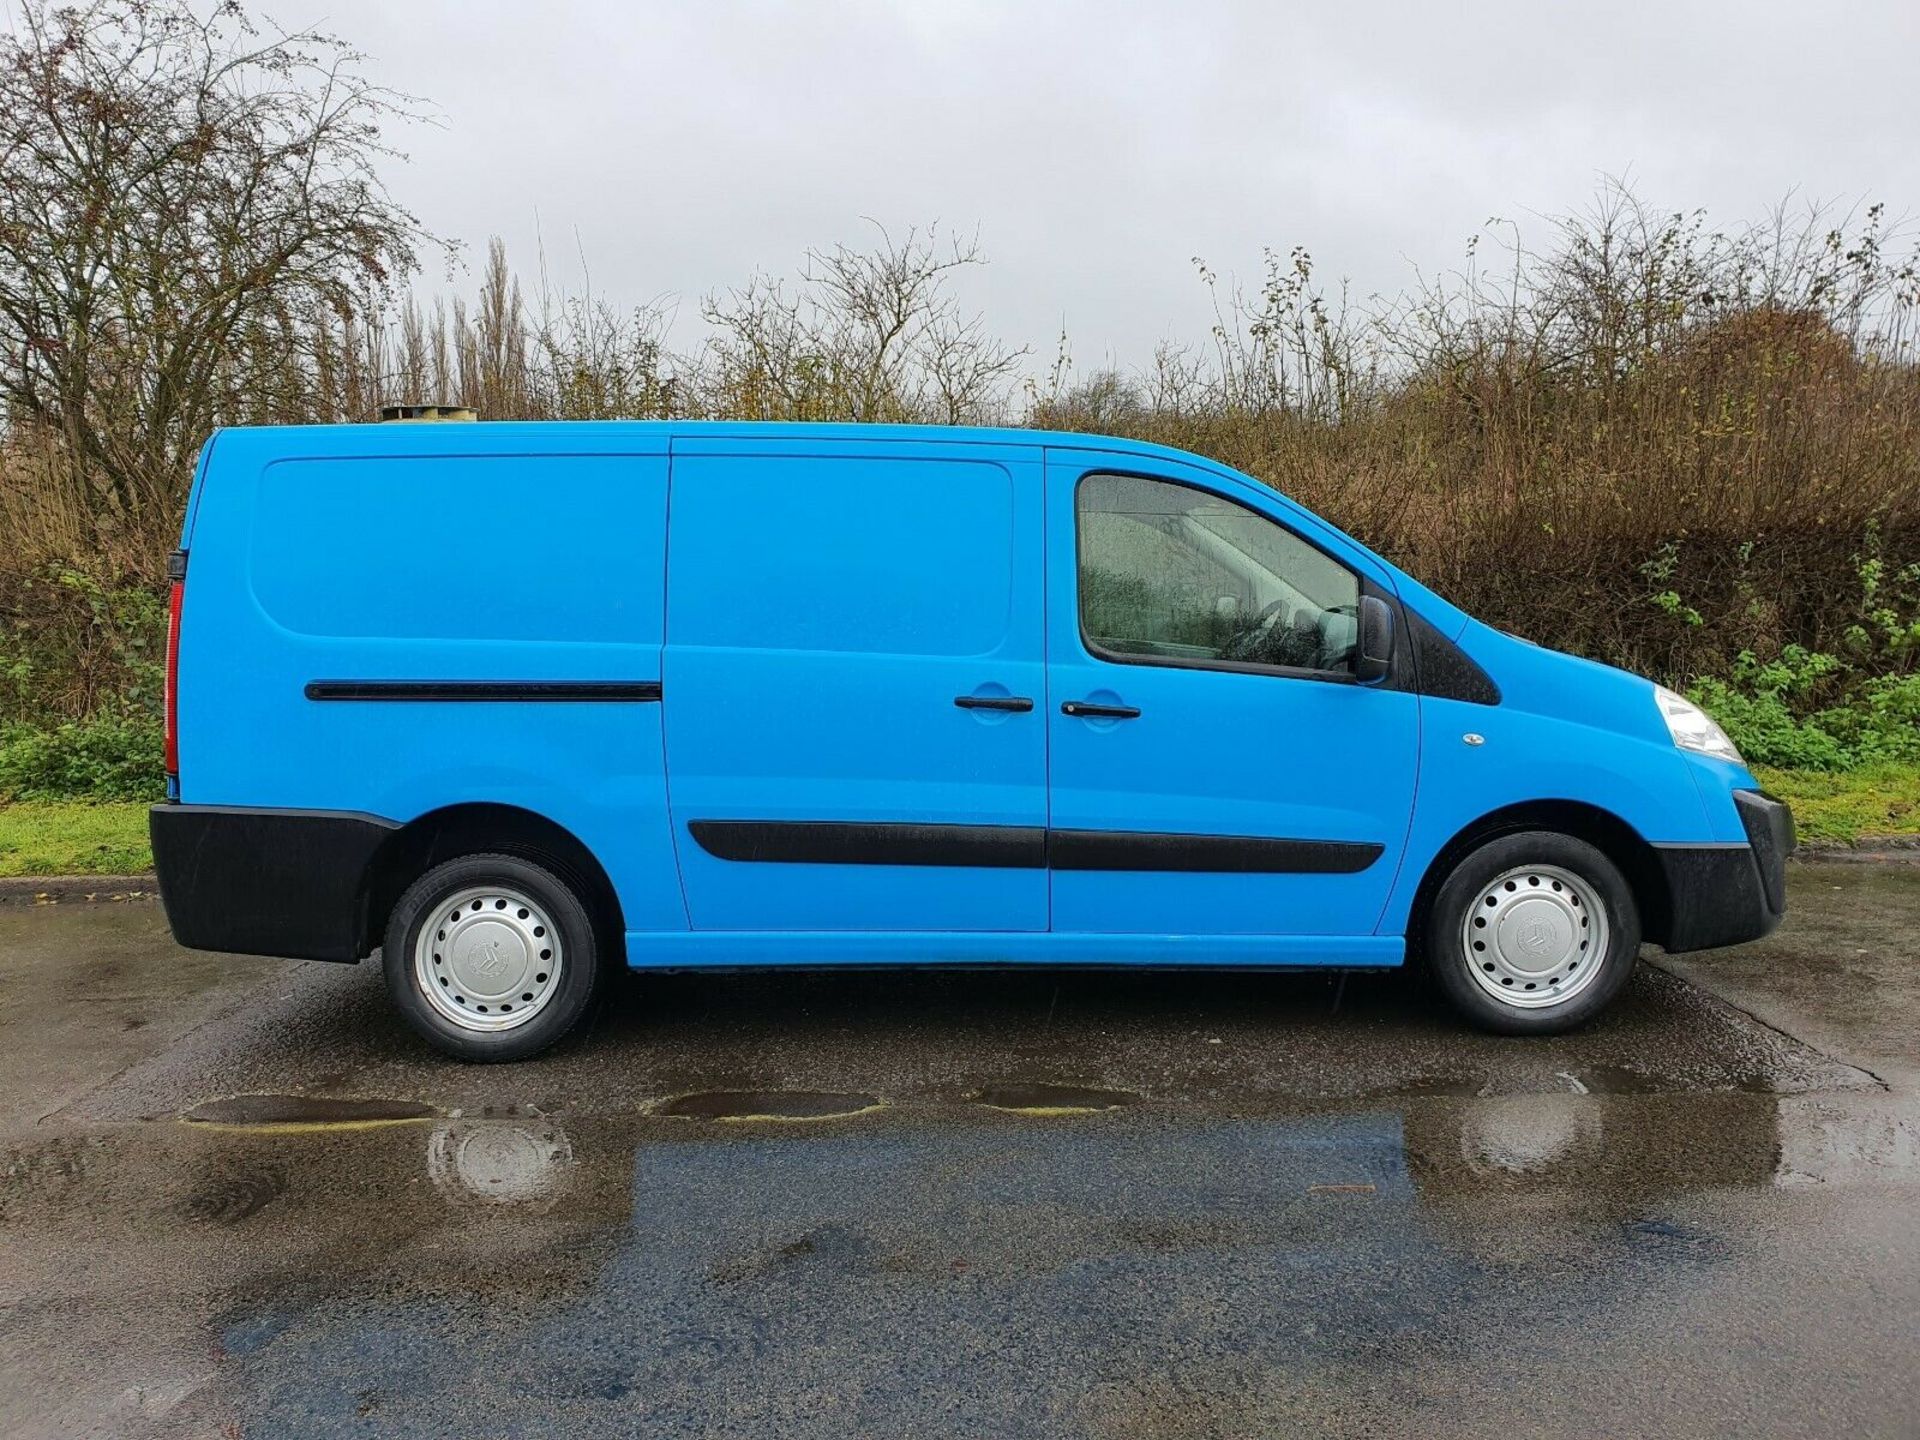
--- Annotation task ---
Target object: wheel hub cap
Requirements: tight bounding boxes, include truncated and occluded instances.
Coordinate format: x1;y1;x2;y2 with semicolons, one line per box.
414;886;563;1033
1461;864;1608;1009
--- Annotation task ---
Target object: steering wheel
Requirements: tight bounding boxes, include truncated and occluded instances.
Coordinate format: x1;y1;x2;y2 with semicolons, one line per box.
1247;598;1292;629
1220;598;1293;662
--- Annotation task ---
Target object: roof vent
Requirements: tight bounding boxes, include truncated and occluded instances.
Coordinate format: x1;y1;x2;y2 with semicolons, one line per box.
379;403;477;423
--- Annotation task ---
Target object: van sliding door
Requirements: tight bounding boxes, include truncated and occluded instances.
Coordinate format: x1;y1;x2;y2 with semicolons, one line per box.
663;438;1048;933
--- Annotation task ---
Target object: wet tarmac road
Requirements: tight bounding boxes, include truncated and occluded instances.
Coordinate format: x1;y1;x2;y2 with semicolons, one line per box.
2;864;1917;1437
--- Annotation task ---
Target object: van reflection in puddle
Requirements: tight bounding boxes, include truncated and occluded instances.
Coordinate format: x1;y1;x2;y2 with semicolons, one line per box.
425;1115;575;1210
201;1093;1918;1435
1450;1094;1606;1177
1404;1091;1781;1203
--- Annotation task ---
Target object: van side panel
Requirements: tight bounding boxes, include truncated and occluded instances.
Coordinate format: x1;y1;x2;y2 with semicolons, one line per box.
179;429;686;934
662;438;1049;933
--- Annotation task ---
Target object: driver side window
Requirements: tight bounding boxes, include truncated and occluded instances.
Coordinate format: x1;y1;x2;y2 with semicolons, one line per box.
1077;472;1360;673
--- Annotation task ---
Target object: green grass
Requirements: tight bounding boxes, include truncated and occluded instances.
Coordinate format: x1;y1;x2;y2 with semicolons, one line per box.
1753;763;1920;844
0;801;152;877
1;766;1917;878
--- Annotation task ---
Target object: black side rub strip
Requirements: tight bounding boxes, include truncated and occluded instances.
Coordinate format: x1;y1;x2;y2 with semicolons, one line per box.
689;821;1383;874
306;680;662;702
1050;829;1382;874
690;821;1046;868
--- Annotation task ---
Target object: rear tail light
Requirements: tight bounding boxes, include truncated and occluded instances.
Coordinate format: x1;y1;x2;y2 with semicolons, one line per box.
164;552;185;775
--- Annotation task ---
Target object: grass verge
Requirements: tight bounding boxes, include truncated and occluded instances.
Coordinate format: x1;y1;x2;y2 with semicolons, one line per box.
0;800;152;877
1752;763;1920;844
1;766;1917;879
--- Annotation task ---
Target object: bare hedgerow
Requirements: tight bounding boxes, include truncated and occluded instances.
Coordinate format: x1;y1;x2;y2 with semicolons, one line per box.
0;0;442;571
695;224;1026;425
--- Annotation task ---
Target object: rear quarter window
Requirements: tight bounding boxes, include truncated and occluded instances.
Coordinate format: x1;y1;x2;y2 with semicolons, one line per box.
248;455;664;644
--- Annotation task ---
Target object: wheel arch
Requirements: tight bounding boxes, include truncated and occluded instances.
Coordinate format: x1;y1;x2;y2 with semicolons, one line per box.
360;802;626;964
1405;799;1673;953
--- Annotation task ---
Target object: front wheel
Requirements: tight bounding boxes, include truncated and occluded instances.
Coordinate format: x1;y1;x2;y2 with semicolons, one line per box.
1426;831;1641;1035
384;852;601;1062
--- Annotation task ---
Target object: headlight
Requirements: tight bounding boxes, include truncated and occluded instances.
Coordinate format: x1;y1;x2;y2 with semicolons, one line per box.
1655;686;1743;764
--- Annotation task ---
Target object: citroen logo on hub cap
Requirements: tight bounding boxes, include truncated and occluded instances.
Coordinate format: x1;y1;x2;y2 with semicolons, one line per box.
467;938;509;976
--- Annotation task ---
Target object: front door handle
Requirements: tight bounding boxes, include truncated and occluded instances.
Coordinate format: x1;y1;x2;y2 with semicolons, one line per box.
955;694;1034;712
1062;700;1141;719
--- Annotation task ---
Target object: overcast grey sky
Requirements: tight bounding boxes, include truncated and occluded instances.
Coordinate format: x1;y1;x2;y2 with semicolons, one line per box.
299;0;1920;370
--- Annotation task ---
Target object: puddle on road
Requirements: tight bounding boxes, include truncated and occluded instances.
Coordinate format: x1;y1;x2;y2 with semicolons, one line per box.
24;1088;1912;1439
971;1083;1139;1116
177;1161;288;1224
1368;1063;1788;1103
653;1090;885;1122
181;1094;440;1132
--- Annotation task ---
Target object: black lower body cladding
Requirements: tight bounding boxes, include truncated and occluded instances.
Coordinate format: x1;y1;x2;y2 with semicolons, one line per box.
149;803;398;962
151;793;1796;966
1653;789;1794;953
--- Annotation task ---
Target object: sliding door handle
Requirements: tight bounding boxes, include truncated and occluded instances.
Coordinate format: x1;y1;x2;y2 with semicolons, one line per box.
954;694;1034;712
1062;700;1141;719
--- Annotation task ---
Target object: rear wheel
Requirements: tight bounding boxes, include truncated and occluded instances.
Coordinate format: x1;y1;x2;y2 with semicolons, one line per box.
1426;831;1640;1035
384;852;601;1062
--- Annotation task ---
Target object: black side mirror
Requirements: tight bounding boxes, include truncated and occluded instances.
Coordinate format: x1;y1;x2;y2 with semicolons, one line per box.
1354;595;1393;682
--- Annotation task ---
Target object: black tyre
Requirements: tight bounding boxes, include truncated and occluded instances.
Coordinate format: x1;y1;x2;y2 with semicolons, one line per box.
1425;831;1640;1035
383;852;601;1062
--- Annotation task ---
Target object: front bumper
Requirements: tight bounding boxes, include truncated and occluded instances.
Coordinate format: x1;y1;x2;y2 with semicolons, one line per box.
150;803;398;962
1654;789;1794;953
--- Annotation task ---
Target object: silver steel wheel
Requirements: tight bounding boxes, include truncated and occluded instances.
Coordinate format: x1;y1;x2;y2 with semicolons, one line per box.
1460;863;1610;1010
413;885;563;1033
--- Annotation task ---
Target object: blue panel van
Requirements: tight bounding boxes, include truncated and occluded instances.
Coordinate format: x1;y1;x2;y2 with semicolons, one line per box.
150;420;1792;1060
